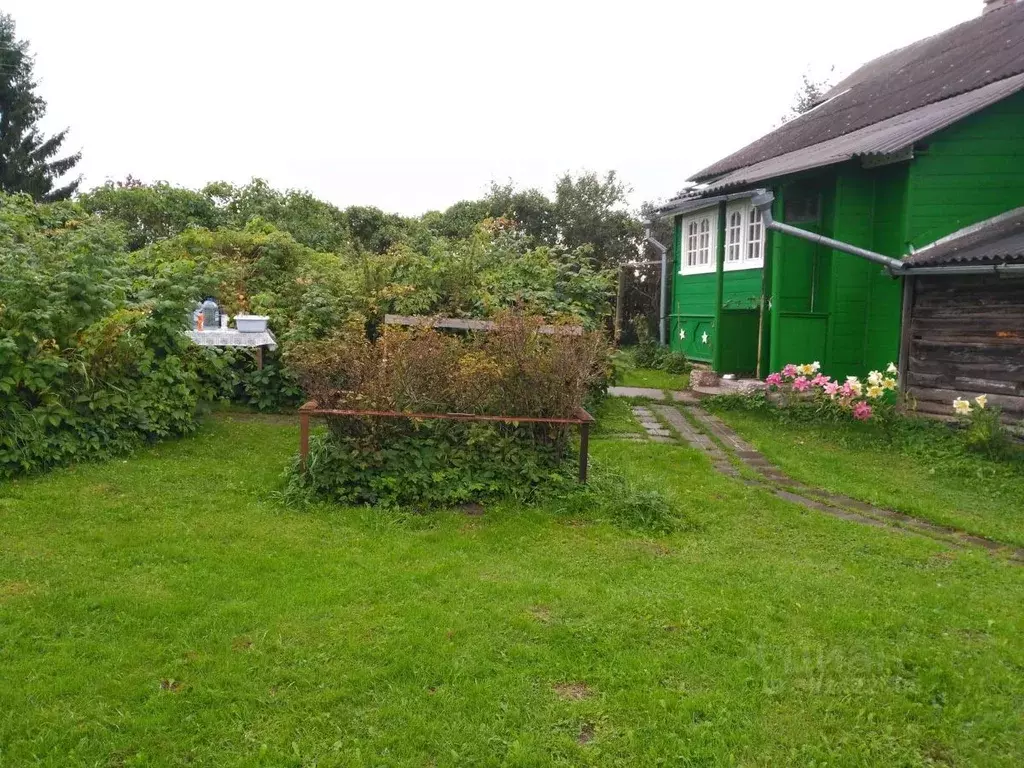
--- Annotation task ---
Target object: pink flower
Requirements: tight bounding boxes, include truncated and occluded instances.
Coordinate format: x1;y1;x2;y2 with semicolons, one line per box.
823;381;840;397
839;383;855;399
765;372;783;387
853;401;872;421
811;374;830;387
792;376;811;392
782;364;799;378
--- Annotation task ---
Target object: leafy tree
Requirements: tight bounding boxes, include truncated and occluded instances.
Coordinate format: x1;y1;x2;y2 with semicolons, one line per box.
782;68;835;123
554;171;643;270
0;14;81;201
207;178;351;253
483;182;556;244
79;176;221;250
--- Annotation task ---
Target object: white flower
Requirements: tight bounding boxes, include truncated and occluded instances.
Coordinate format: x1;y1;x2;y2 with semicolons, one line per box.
867;385;885;399
846;376;863;396
633;269;641;278
975;394;988;410
639;274;647;282
953;397;972;416
886;362;899;375
867;370;883;387
811;361;821;372
882;377;898;391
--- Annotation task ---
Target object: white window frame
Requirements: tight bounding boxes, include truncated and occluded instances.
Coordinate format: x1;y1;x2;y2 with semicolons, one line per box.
725;208;743;264
722;202;765;272
746;206;765;265
679;209;717;275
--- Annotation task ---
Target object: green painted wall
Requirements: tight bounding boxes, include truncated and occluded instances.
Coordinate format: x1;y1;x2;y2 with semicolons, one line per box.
864;164;908;373
669;208;764;367
769;174;834;371
907;89;1024;248
718;310;760;374
671;90;1024;378
670;271;716;362
722;270;762;310
767;164;906;379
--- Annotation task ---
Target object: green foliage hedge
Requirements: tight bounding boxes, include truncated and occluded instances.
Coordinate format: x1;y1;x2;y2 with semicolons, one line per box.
0;194;203;476
3;173;623;477
286;422;576;508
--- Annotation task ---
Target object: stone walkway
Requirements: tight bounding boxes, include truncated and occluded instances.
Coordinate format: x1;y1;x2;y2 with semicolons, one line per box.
608;386;698;402
616;397;1024;564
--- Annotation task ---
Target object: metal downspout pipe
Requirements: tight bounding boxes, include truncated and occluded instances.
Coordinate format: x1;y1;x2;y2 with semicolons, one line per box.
645;229;670;346
750;190;1024;277
750;192;905;273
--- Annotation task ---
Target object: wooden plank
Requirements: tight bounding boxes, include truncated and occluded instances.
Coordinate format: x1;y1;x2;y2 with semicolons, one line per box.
898;276;914;391
909;357;1024;381
908;386;1024;415
911;317;1024;333
907;371;1022;396
384;314;584;336
910;339;1024;362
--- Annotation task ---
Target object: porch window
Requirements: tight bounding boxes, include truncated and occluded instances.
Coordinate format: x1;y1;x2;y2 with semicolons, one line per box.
726;211;743;263
698;218;711;265
747;208;764;263
679;210;717;275
685;221;700;267
722;202;765;272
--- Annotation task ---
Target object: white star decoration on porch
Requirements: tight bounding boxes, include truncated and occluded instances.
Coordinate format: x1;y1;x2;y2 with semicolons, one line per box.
679;329;686;340
701;331;709;345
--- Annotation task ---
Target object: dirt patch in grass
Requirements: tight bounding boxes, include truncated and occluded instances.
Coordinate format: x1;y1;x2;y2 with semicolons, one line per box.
0;581;35;600
554;682;592;701
232;636;253;651
631;539;675;557
577;723;595;744
528;605;553;624
460;502;486;517
160;679;184;692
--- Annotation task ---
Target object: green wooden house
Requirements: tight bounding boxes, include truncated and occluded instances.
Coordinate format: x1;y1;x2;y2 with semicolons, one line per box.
654;0;1024;381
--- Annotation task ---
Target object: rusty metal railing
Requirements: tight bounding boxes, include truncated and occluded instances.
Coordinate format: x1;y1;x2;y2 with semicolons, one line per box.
298;401;596;483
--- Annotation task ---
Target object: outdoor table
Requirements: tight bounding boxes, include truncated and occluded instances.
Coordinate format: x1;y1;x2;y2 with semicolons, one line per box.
185;329;278;369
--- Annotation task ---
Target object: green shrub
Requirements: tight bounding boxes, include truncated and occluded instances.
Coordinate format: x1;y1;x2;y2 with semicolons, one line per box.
954;396;1014;459
548;460;683;534
284;421;576;508
629;315;691;374
283;315;610;506
0;194;203;477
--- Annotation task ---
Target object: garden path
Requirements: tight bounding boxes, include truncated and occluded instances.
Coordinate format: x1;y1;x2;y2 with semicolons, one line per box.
613;396;1024;564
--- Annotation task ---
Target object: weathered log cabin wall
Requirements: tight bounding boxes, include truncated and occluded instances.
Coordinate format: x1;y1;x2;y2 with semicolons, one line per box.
906;273;1024;422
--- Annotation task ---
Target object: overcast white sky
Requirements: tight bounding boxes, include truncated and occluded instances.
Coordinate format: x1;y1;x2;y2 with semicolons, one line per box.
8;0;981;215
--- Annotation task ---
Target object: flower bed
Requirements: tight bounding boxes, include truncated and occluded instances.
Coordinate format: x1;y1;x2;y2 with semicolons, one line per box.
764;361;900;421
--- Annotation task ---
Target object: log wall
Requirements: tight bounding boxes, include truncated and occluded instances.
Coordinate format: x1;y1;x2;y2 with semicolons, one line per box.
906;273;1024;421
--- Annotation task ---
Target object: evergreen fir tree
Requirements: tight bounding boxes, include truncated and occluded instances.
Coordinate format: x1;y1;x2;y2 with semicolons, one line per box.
0;14;80;201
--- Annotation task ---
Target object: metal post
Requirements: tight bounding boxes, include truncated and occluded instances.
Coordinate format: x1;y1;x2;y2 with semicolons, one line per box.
299;403;315;471
614;266;626;343
578;422;590;484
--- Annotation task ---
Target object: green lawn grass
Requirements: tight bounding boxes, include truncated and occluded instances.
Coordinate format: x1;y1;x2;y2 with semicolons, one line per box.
590;396;644;437
612;349;689;392
2;409;1023;765
710;406;1024;549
